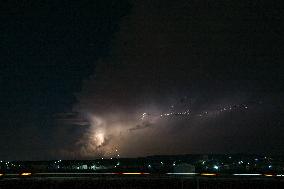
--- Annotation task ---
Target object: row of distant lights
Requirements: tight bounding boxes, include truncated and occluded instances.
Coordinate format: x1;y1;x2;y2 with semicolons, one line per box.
2;157;272;171
52;149;120;168
0;172;283;177
229;156;269;161
148;162;220;170
141;104;249;120
160;109;191;117
161;105;248;118
53;159;272;169
203;158;272;169
229;156;273;168
0;161;21;167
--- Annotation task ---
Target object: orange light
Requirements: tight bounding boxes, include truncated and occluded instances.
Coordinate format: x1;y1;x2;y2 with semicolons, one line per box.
122;172;147;175
0;173;3;176
201;173;217;176
21;173;32;176
264;174;274;177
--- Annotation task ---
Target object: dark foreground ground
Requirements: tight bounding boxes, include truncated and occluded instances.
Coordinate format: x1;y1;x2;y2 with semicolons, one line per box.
1;176;284;189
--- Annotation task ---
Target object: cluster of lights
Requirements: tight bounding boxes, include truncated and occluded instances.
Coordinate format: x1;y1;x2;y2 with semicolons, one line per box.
140;113;148;120
54;160;62;164
194;104;249;118
100;148;120;161
54;160;62;169
1;161;21;168
238;161;244;165
141;103;250;122
219;104;248;112
160;110;190;117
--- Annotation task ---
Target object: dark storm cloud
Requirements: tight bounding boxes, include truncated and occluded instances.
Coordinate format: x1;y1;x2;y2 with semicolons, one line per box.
0;0;130;160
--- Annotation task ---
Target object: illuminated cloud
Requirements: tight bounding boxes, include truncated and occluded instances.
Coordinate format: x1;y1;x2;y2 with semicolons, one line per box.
57;0;284;158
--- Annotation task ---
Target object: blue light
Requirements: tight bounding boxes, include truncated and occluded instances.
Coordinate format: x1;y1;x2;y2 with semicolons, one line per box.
213;165;219;170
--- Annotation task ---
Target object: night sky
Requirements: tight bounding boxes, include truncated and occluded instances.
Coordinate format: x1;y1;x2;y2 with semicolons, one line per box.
0;0;283;160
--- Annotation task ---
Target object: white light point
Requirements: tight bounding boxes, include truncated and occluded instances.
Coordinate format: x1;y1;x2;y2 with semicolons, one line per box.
213;165;219;170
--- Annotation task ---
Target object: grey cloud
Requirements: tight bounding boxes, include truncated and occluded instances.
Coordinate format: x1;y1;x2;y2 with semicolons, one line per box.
129;121;153;132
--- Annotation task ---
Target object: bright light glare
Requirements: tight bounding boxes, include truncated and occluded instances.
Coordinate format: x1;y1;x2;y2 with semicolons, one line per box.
233;174;261;176
213;165;219;170
21;173;32;176
167;173;198;175
201;173;216;176
95;132;105;146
